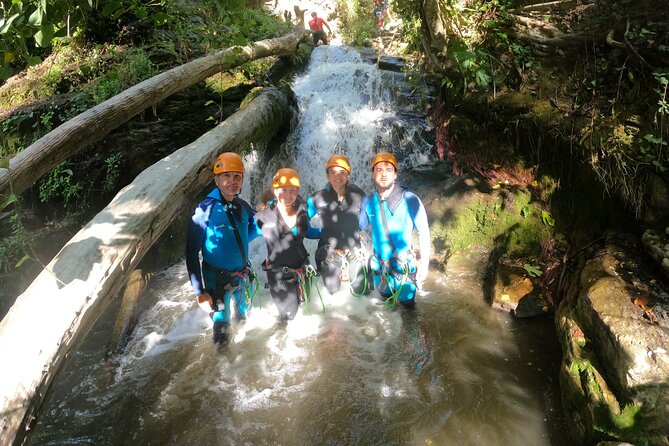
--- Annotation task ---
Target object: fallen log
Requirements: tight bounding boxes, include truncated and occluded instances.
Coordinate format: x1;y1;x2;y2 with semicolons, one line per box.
0;86;291;445
106;269;154;356
0;32;305;199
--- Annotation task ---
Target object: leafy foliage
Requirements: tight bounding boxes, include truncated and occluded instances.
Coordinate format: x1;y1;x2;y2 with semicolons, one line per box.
0;0;174;81
523;263;542;277
0;213;34;272
334;0;379;46
38;161;83;210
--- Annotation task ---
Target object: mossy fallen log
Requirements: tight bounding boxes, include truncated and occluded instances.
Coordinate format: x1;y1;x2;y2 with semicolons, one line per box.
0;86;291;445
0;32;306;199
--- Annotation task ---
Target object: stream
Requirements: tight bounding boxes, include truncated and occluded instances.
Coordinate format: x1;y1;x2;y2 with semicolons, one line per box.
27;45;569;446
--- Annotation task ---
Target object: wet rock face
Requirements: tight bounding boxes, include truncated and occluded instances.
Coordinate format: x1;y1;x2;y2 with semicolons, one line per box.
644;174;669;227
557;235;669;445
642;228;669;280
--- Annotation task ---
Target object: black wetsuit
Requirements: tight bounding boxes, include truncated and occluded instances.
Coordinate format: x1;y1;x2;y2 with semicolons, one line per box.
255;197;319;321
307;183;369;294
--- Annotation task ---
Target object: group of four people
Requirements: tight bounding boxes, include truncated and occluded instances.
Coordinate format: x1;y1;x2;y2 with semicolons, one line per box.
186;151;430;345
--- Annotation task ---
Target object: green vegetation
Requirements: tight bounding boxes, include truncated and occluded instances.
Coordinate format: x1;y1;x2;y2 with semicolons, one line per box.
0;214;33;273
577;361;646;441
396;0;668;225
335;0;377;46
432;188;553;260
0;0;173;81
38;161;83;210
103;153;122;193
1;0;293;221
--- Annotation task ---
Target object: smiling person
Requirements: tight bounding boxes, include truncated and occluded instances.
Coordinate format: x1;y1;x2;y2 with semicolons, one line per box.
255;168;320;323
186;152;261;346
307;154;369;295
359;151;431;309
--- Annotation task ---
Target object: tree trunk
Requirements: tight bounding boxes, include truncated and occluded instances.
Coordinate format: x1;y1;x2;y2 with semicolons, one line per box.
0;86;291;445
0;32;305;199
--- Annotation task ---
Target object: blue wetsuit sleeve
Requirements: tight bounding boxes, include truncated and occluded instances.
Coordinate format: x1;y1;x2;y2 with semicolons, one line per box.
359;195;370;230
306;217;321;239
306;195;318;220
405;191;431;264
241;199;262;241
185;201;211;296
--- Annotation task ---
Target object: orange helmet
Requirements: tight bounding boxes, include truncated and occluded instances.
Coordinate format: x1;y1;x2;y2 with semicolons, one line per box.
272;168;301;188
325;154;351;173
213;152;245;175
370;151;398;171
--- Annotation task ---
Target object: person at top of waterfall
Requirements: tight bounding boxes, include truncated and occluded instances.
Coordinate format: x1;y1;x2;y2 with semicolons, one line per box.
308;11;331;46
306;154;370;295
186;152;261;346
373;0;384;28
359;151;431;309
255;168;321;323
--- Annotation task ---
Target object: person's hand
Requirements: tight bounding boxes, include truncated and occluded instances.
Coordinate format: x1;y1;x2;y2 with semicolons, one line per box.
197;293;214;312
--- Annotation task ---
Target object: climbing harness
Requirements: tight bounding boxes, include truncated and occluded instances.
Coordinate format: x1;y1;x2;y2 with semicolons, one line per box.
372;198;414;308
221;201;261;307
262;261;326;315
370;256;410;309
202;261;257;319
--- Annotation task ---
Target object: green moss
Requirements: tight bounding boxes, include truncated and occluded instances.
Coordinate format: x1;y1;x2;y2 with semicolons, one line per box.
528;99;563;127
205;71;249;94
437;189;553;259
569;351;645;441
593;402;645;441
239;86;264;109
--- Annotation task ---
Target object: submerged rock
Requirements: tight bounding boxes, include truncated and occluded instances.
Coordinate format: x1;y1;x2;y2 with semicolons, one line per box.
492;263;552;317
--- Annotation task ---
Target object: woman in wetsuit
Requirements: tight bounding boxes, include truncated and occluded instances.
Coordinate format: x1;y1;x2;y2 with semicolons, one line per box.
307;154;369;295
255;168;320;322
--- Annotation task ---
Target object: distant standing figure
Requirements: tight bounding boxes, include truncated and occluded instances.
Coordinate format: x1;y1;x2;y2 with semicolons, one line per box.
309;11;332;46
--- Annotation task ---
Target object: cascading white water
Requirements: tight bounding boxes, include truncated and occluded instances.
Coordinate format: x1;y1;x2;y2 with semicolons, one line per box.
26;45;569;446
249;45;433;198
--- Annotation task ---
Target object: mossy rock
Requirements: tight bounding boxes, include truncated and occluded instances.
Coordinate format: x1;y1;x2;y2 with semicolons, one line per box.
432;186;553;260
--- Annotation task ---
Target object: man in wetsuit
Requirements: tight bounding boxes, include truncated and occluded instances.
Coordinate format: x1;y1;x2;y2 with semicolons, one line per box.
186;152;260;346
307;154;369;295
308;11;331;46
359;151;431;308
255;168;320;323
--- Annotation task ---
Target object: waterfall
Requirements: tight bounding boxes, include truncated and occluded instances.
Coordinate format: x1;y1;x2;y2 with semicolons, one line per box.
248;45;434;199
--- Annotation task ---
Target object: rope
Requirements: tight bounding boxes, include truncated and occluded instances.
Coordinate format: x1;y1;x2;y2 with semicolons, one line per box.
349;263;369;297
380;261;409;309
245;271;262;308
301;266;325;315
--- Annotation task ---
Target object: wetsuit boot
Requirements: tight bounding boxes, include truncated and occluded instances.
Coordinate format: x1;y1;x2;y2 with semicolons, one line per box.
213;321;230;346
